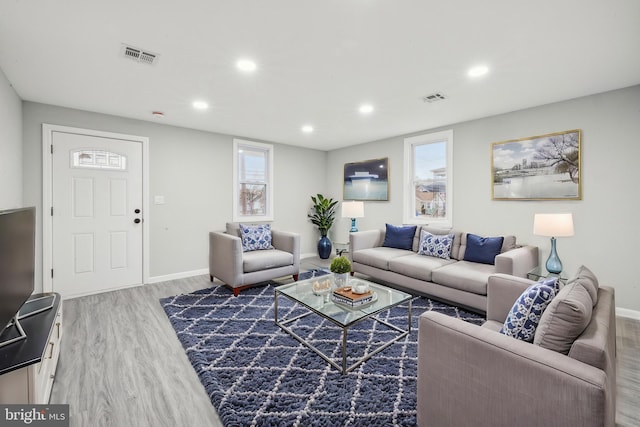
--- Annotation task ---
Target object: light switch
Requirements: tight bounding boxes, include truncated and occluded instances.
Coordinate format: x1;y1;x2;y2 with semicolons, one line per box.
154;195;165;205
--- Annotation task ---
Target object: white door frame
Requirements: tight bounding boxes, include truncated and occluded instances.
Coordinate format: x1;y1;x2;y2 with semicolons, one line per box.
42;124;150;293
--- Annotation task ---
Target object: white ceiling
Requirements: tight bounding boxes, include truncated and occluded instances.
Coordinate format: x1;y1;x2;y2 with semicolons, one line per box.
1;1;639;151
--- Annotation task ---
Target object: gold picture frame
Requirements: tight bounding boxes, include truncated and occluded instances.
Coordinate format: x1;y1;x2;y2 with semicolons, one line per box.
491;129;582;200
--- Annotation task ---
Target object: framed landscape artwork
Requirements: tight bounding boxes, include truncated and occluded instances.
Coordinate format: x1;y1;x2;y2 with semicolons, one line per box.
343;157;389;201
491;129;582;200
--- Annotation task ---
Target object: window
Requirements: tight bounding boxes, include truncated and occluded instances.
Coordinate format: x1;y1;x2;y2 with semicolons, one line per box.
403;130;453;226
233;139;274;222
71;149;127;171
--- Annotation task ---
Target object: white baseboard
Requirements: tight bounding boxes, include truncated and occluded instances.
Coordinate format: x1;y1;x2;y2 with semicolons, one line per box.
147;268;209;284
61;282;142;300
616;307;640;321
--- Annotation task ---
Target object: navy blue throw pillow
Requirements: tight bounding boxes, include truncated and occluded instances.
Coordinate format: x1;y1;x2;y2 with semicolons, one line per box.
463;233;504;265
382;224;417;250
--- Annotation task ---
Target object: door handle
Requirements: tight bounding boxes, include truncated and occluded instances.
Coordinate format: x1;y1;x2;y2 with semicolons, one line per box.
134;209;141;214
134;218;141;224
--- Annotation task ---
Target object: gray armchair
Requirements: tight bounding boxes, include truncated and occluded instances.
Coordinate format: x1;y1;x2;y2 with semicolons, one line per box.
417;273;616;427
209;223;300;296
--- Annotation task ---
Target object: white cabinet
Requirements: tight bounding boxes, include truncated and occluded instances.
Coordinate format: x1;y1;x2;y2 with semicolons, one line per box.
0;295;62;404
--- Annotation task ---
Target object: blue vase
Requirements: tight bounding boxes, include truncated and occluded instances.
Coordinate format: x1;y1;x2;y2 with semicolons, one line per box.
317;236;332;259
545;237;563;274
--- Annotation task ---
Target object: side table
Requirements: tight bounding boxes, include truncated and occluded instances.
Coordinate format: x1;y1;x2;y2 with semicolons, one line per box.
334;241;349;257
527;266;569;285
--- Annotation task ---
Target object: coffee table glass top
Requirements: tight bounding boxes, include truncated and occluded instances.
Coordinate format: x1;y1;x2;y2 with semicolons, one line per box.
275;276;412;327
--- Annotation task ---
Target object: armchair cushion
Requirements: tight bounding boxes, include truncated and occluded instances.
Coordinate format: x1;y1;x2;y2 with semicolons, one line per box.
534;282;593;354
500;277;558;342
239;223;274;252
242;249;294;273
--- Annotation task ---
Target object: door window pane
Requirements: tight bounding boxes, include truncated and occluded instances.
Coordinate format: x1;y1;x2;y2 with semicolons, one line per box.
71;150;127;171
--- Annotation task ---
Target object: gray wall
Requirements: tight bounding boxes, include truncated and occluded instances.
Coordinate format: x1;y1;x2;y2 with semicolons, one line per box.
22;102;327;289
327;85;640;312
0;67;22;209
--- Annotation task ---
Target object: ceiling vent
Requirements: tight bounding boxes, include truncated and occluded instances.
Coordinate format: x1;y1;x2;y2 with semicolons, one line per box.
422;92;446;103
121;44;159;65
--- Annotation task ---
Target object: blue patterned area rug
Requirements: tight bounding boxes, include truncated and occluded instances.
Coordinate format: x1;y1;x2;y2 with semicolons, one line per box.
160;279;483;427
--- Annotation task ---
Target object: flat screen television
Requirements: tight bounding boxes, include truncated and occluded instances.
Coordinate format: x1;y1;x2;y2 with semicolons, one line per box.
0;207;36;346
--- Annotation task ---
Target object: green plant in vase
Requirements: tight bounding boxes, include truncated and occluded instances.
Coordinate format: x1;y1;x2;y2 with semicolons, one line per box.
330;256;351;274
308;194;338;259
330;256;351;288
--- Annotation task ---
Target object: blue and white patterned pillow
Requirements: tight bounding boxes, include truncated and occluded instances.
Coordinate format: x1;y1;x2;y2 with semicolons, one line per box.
417;230;455;260
239;224;274;252
500;278;558;342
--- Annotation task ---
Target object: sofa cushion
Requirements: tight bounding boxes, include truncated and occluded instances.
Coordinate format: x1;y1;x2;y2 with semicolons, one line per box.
382;224;417;250
226;222;242;236
242;249;293;273
431;260;495;295
413;226;453;252
568;287;614;372
533;282;593;355
463;233;504;265
239;223;274;251
418;227;463;260
352;247;413;271
567;265;599;306
458;233;516;261
388;253;456;282
418;230;455;260
501;235;517;252
500;278;558;342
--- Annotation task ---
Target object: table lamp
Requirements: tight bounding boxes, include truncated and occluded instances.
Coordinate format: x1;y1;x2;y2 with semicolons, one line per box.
342;201;364;232
533;213;574;274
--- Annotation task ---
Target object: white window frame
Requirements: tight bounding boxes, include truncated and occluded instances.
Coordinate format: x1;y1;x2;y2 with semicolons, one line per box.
403;130;453;226
232;138;274;222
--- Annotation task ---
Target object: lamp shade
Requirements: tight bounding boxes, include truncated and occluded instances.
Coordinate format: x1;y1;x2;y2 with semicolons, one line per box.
533;213;574;237
341;201;364;218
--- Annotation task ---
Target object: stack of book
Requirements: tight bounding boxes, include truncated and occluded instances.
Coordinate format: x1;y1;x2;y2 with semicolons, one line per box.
332;287;374;308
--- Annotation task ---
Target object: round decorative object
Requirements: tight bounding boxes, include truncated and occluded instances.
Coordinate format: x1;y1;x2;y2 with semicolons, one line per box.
317;236;332;259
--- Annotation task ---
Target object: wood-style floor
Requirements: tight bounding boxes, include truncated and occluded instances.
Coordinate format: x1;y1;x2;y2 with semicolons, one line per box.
50;264;640;427
50;275;223;427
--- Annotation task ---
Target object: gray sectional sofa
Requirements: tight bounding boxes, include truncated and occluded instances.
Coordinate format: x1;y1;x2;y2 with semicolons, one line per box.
349;226;538;312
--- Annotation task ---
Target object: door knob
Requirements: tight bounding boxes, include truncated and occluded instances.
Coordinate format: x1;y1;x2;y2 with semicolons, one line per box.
134;209;141;214
134;218;141;224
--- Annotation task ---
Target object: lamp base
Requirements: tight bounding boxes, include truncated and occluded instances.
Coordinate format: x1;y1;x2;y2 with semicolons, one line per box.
545;237;563;274
350;218;358;233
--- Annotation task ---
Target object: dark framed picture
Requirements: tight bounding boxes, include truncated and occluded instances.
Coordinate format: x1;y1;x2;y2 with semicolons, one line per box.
343;157;389;201
491;129;582;200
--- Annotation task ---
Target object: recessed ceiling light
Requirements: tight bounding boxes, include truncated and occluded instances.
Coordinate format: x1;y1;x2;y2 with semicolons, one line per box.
468;65;489;78
359;104;374;114
192;101;209;110
236;59;257;72
301;125;314;133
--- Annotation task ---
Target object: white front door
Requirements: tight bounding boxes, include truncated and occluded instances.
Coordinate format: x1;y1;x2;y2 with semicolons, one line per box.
51;130;144;297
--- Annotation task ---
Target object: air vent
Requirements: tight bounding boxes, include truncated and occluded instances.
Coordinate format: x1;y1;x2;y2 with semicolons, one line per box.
121;44;159;65
422;92;446;103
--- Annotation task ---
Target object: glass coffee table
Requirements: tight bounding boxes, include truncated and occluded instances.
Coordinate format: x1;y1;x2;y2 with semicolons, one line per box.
274;276;413;374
